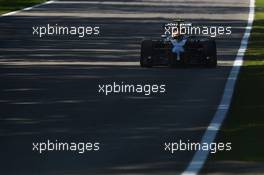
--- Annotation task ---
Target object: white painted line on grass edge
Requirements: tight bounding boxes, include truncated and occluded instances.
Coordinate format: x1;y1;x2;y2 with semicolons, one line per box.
181;0;255;174
1;0;55;17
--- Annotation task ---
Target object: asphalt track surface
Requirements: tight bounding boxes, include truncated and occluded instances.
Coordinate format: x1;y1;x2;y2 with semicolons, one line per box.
0;0;250;175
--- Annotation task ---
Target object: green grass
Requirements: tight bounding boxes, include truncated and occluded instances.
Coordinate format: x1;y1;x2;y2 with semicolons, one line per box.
214;0;264;161
0;0;46;14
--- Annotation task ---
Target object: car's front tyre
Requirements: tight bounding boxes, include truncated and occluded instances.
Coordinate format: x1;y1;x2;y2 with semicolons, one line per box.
203;40;217;68
140;40;153;67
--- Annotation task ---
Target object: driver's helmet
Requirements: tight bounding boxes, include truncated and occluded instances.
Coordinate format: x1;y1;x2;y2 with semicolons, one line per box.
172;27;180;39
172;19;184;39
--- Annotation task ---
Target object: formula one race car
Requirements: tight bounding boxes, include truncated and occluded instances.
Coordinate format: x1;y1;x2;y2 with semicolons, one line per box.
140;20;217;68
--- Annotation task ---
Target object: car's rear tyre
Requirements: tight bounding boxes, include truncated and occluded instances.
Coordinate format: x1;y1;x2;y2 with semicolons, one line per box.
203;40;217;68
140;40;153;67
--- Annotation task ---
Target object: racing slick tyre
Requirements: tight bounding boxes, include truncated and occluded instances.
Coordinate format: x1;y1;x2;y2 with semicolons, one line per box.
203;40;217;68
140;40;153;67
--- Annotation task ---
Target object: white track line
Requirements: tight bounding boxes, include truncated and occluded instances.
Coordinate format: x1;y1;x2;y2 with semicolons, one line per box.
1;0;55;17
181;0;255;174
